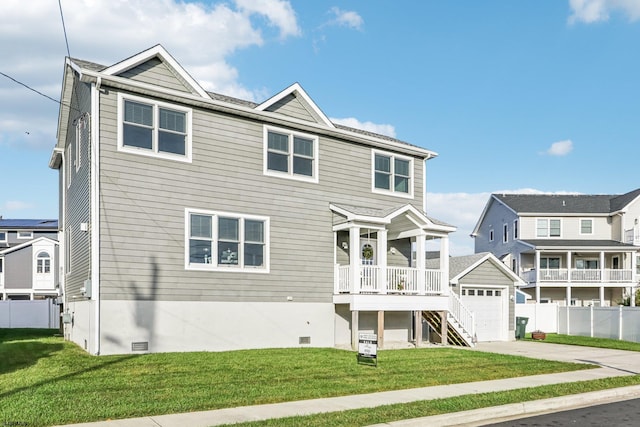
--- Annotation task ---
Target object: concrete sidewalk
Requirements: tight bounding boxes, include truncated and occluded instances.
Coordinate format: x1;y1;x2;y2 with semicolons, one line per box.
57;341;640;427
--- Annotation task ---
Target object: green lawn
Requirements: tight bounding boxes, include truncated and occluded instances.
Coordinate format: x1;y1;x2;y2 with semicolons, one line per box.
0;329;592;427
525;333;640;351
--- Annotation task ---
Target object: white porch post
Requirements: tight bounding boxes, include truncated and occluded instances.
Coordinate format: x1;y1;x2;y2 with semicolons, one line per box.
415;232;426;294
439;235;450;295
599;286;605;307
377;229;388;294
600;251;605;282
567;251;572;283
535;250;541;302
349;225;360;294
632;254;637;307
566;285;572;307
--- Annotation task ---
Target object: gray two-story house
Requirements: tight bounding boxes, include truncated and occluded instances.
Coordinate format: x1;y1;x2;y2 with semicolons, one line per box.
49;45;471;355
0;218;59;300
472;190;640;307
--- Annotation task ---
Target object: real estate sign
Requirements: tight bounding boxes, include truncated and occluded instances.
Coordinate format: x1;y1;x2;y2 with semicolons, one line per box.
357;333;377;366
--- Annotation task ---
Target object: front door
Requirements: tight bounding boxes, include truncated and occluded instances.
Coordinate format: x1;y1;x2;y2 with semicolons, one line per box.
360;239;377;265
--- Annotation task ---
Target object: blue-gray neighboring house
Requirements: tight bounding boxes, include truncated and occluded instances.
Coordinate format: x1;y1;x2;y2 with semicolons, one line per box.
0;218;59;300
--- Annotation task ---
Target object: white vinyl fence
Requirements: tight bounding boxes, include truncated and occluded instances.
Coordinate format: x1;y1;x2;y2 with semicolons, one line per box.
0;299;60;329
515;303;640;343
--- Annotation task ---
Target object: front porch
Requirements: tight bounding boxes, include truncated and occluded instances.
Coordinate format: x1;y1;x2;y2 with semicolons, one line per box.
335;265;445;295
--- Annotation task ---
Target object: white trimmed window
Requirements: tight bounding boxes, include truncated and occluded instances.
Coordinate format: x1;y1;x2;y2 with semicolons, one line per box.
489;229;494;242
536;218;561;238
263;126;318;182
36;251;51;274
17;231;33;239
186;209;269;272
0;231;6;243
502;223;508;243
75;114;87;172
372;150;413;197
580;219;593;235
118;94;192;162
513;219;518;239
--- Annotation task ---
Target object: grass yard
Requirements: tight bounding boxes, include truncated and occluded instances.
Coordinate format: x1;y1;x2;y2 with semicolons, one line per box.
525;333;640;351
1;329;592;427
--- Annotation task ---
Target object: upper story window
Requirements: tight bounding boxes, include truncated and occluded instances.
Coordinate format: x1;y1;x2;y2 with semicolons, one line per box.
0;231;6;243
17;231;33;239
75;114;88;172
186;209;269;272
489;229;494;242
580;219;593;235
36;251;51;274
0;258;3;273
502;224;508;243
536;218;561;238
372;150;413;198
263;126;318;183
513;220;518;239
118;94;192;162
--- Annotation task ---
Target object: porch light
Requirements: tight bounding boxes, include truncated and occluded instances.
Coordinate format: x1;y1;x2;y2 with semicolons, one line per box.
341;241;348;250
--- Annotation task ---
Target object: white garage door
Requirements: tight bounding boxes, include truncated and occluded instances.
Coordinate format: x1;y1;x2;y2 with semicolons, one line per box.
461;287;507;342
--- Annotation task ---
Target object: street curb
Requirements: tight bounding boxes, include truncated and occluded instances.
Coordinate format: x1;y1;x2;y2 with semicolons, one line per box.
367;384;640;427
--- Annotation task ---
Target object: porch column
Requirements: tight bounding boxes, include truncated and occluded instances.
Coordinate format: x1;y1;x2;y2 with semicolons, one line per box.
349;226;360;294
415;310;423;346
567;251;572;283
600;251;605;282
377;311;385;349
566;285;572;307
377;229;388;294
599;286;605;307
632;254;637;307
415;232;426;294
535;250;541;302
440;236;450;296
351;310;359;351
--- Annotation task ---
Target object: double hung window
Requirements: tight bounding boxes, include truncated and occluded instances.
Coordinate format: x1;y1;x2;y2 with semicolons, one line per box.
536;219;561;238
372;150;413;197
36;252;51;274
118;94;192;161
264;126;318;182
0;232;6;243
580;219;593;235
187;209;269;272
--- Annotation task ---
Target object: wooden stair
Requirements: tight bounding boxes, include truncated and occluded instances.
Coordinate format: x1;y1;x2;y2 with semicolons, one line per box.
423;311;473;347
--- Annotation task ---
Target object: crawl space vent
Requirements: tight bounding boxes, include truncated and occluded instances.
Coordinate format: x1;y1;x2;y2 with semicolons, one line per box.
131;341;149;351
299;336;311;345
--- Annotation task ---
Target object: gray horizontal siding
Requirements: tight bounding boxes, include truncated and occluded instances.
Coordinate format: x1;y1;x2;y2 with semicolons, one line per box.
4;247;32;289
118;58;192;93
97;85;425;303
265;94;320;123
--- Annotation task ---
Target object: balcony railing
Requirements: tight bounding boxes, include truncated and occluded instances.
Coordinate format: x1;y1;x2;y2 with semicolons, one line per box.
624;228;640;246
335;265;445;295
521;268;635;284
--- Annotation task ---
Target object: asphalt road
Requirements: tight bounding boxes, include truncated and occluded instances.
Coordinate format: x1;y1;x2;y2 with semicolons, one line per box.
482;397;640;426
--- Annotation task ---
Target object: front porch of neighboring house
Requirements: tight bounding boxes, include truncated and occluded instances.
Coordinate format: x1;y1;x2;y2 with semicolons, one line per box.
330;203;475;349
518;248;639;307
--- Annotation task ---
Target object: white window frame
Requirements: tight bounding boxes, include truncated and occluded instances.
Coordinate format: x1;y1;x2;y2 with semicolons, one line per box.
502;223;508;243
185;208;270;273
536;218;561;238
0;231;6;243
75;113;88;172
579;218;594;235
263;125;319;183
513;219;518;239
371;149;414;199
117;93;192;163
17;231;33;239
35;251;51;274
489;229;494;242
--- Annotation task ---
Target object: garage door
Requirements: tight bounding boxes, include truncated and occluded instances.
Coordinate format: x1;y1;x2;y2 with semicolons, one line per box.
461;287;507;342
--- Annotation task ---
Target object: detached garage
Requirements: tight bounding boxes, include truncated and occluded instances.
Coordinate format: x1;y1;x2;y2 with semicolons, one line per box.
447;253;524;341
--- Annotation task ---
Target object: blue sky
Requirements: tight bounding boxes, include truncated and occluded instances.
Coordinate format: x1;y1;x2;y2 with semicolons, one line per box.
1;0;639;254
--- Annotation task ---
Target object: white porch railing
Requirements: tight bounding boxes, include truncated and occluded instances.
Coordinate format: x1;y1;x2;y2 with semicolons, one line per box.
448;291;475;339
520;268;635;284
624;228;640;246
335;265;444;295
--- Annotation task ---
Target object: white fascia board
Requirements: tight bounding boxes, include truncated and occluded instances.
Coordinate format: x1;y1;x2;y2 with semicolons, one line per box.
101;45;210;99
255;82;334;128
0;237;59;255
470;194;497;237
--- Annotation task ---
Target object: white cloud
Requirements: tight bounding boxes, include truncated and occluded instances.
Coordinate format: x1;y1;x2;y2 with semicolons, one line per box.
0;0;301;150
546;139;574;156
568;0;640;23
330;117;396;138
327;7;364;31
2;200;35;212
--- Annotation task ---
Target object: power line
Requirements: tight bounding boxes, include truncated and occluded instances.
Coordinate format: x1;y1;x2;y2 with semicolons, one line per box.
58;0;71;58
0;71;63;106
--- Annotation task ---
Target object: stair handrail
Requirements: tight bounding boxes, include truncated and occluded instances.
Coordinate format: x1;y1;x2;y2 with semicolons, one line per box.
448;292;475;340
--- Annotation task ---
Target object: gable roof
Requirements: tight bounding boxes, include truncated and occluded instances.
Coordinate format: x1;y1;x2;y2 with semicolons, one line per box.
427;252;524;285
330;203;455;232
0;236;59;255
256;83;334;128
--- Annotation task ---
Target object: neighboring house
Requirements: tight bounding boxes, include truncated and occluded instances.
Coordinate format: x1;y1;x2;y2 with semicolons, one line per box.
0;218;60;300
427;252;523;342
472;190;640;307
49;45;470;355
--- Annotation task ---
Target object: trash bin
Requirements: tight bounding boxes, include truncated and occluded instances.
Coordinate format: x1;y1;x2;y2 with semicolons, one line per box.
515;316;529;340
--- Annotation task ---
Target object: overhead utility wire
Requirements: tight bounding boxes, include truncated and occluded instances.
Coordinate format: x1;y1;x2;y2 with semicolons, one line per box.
0;71;65;107
58;0;72;58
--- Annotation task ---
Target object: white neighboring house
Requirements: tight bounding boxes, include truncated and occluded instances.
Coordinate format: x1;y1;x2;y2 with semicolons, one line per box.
472;190;640;307
0;219;60;300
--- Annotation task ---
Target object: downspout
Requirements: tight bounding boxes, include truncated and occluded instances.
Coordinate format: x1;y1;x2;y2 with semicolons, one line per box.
91;81;101;355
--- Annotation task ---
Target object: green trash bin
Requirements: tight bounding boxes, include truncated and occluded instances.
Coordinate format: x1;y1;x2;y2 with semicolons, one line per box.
515;316;529;339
